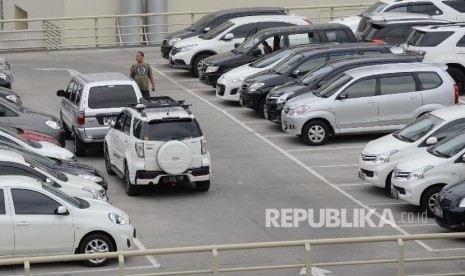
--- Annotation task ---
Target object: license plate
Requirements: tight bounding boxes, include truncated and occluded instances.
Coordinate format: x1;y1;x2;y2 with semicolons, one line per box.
163;176;184;183
391;188;399;199
359;171;366;180
103;116;116;126
434;206;443;218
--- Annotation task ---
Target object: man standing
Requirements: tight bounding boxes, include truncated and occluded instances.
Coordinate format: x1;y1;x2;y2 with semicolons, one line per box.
130;51;155;98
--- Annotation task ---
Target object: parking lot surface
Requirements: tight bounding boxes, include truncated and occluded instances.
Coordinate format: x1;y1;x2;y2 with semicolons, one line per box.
1;48;465;275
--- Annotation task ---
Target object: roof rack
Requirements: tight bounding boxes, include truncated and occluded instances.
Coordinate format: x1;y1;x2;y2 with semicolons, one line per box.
430;22;465;29
138;97;191;109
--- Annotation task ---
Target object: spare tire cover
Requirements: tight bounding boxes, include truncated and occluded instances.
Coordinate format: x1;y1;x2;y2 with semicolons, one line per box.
157;140;192;175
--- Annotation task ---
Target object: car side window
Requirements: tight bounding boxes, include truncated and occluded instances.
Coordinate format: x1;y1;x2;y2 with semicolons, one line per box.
416;72;443;90
380;74;416;95
69;81;79;103
74;85;82;105
0;189;5;215
341;78;376;99
288;32;320;46
383;26;409;45
457;36;465;47
386;4;408;13
123;113;132;135
296;56;327;75
0;135;19;145
114;112;126;131
0;104;18;117
433;121;465;141
12;189;60;215
409;3;443;15
65;80;76;100
229;23;258;39
133;118;143;139
329;51;359;61
325;30;350;43
0;165;43;179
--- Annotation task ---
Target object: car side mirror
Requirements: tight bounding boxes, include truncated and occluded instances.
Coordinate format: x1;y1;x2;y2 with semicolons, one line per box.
461;154;465;163
0;106;4;116
223;33;234;41
55;206;69;216
338;92;348;100
291;70;300;78
56;89;65;97
203;27;210;33
45;177;53;184
426;137;438;146
234;43;241;48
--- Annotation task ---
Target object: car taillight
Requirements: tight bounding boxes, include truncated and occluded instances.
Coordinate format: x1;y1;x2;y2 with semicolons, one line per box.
135;142;145;158
201;138;208;155
370;39;385;44
304;18;313;25
77;111;85;125
454;84;459;105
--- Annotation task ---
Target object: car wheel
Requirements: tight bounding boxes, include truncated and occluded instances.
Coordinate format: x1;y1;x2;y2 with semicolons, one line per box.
124;162;137;196
385;171;393;195
192;54;210;78
61;114;72;140
447;67;465;95
195;180;210;192
421;186;443;217
74;132;86;157
79;233;114;267
104;144;115;176
302;120;330;146
258;97;266;119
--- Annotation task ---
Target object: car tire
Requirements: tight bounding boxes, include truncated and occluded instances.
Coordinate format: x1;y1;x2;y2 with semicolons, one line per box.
195;180;210;192
258;97;266;119
74;132;86;157
104;144;115;176
61;115;72;140
447;67;465;94
302;120;330;146
79;233;115;267
124;162;137;196
192;54;210;78
420;186;443;217
385;171;393;195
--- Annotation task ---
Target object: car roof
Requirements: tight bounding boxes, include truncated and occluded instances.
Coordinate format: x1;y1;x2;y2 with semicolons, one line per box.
365;12;434;21
0;149;26;163
292;42;388;56
0;175;43;188
344;62;444;78
76;72;132;83
432;105;465;121
129;97;194;122
322;54;422;67
208;7;286;16
250;23;349;38
228;15;305;24
380;0;446;4
412;22;465;31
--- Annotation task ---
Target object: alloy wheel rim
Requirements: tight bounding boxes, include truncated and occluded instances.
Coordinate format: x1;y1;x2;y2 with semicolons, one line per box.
84;238;109;264
428;193;438;213
308;125;325;143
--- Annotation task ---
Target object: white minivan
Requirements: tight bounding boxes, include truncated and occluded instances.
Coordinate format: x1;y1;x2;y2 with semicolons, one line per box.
169;15;310;76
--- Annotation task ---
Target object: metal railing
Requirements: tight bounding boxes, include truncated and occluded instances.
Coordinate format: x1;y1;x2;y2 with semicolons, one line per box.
2;232;465;276
0;3;371;51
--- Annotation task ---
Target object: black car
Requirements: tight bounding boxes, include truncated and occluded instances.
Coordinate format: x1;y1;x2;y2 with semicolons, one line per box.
0;97;65;147
0;141;108;189
239;43;392;117
0;86;22;106
265;53;424;123
200;23;357;87
435;180;465;230
160;7;286;59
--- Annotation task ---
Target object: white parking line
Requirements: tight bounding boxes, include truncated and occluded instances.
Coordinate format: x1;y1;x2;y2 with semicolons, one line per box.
336;183;370;187
223;108;247;111
190;88;215;92
365;202;408;206
3;265;155;276
241;120;272;124
399;223;437;227
310;164;358;168
152;66;434;252
287;146;364;152
262;133;292;138
134;239;161;268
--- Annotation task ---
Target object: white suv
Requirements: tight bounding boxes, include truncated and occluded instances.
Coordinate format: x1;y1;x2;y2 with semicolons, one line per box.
104;97;211;196
403;23;465;93
392;128;465;215
169;15;310;77
331;0;465;33
359;105;465;192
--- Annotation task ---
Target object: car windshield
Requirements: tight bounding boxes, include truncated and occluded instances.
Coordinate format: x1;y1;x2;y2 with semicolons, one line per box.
428;130;465;158
251;48;294;68
393;114;444;143
299;64;336;87
202;21;234;39
315;74;353;98
237;35;263;54
274;54;305;75
187;14;214;31
88;85;138;109
42;182;88;209
406;30;453;47
136;119;203;141
28;158;68;182
361;1;388;15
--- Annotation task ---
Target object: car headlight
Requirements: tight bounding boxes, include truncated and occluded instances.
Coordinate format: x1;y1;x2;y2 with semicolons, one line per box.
0;72;9;81
108;213;126;225
276;93;289;104
205;65;219;73
375;150;399;163
458;198;465;208
168;37;181;46
178;44;197;52
5;94;19;104
225;76;245;84
289;105;310;116
407;165;434;180
45;120;61;130
82;187;106;200
249;82;265;92
78;174;103;183
56;153;76;162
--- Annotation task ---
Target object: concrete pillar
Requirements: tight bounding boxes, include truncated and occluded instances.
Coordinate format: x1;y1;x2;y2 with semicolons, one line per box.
147;0;167;44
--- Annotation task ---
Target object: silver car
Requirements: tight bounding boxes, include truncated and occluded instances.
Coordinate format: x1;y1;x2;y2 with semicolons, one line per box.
57;72;142;156
281;63;457;146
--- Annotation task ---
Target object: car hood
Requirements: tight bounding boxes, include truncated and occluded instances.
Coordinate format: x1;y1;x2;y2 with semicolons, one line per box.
22;129;60;146
65;173;103;190
219;64;263;81
86;198;130;219
247;72;292;91
363;134;412;155
396;149;447;172
205;51;238;64
59;160;100;174
269;81;310;99
37;141;75;160
174;35;204;48
165;29;197;40
285;92;326;110
441;181;465;199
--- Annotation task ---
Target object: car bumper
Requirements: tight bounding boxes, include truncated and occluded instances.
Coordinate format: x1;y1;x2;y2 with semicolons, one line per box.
161;44;171;59
169;53;191;70
216;81;240;102
0;79;12;89
199;71;222;86
135;167;211;185
281;113;304;136
358;159;395;188
391;178;430;206
114;224;136;251
239;89;261;110
77;127;110;143
265;98;284;123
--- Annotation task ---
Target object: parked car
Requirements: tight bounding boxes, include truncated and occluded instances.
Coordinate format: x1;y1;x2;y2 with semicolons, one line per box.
265;54;424;123
0;150;106;201
161;7;287;59
240;43;392;118
0;141;107;189
57;72;142;156
0;87;21;106
0;175;134;267
281;63;457;146
170;15;311;77
0;123;60;146
0;57;13;89
359;105;465;193
357;13;450;46
403;23;465;93
105;97;211;196
435;179;465;230
200;23;356;86
331;0;465;34
0;124;76;162
0;97;65;147
392;128;465;215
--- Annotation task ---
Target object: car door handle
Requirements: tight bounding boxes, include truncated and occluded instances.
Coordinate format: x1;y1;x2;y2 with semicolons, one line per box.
368;100;375;104
16;222;29;226
411;96;419;100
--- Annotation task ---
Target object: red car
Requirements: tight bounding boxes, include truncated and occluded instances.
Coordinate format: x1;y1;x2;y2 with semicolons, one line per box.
0;123;61;147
